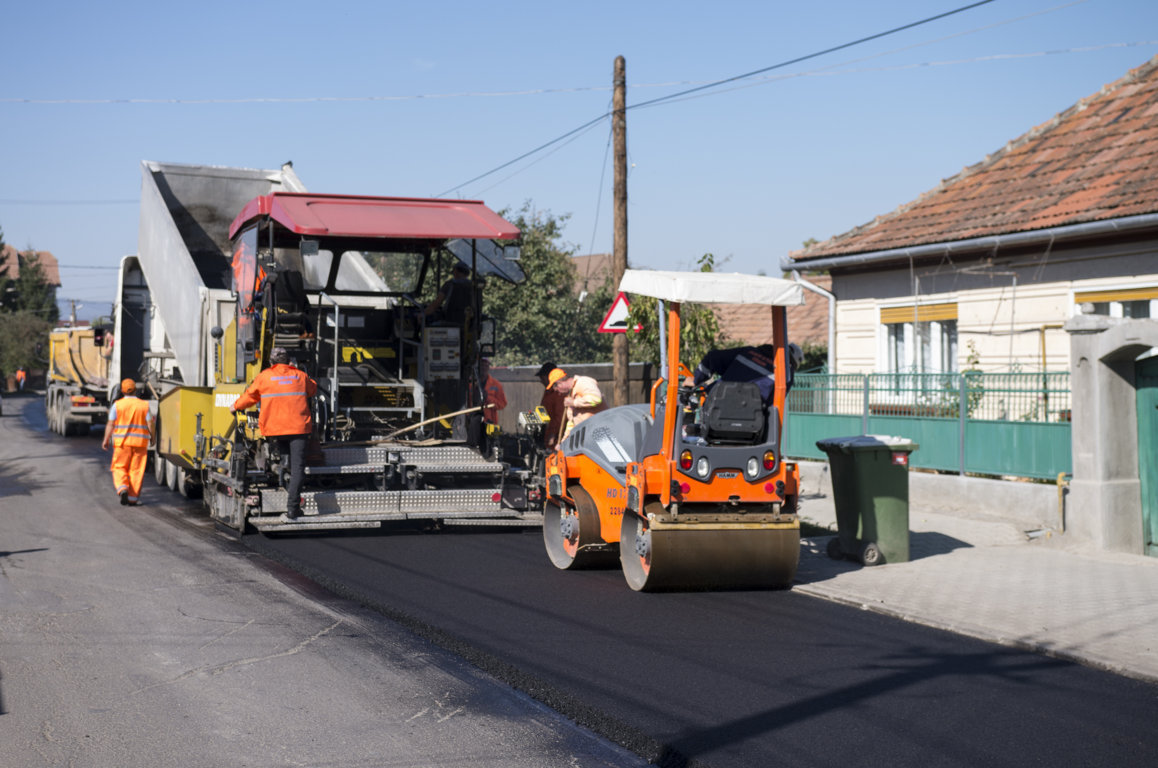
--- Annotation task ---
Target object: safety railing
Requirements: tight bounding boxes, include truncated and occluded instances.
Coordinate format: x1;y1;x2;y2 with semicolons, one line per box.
784;372;1072;479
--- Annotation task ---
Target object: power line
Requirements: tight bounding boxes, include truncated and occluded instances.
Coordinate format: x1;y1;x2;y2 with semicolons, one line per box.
438;1;999;197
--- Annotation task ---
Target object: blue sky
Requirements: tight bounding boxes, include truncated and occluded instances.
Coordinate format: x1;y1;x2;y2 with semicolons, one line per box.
3;0;1157;320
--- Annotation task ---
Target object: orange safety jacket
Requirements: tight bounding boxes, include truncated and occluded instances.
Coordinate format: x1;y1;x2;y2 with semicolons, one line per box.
109;396;152;448
233;363;317;437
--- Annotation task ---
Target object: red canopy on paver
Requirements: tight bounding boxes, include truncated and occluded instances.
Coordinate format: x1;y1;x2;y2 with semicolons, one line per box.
229;192;520;241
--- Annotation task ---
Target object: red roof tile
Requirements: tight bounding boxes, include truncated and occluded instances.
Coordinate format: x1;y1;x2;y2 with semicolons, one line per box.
793;55;1158;261
711;274;830;347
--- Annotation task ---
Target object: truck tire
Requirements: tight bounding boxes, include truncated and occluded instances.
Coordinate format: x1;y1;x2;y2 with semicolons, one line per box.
153;450;168;486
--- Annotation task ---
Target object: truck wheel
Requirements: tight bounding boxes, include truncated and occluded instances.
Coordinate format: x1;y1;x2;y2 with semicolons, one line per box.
154;451;168;486
165;459;180;492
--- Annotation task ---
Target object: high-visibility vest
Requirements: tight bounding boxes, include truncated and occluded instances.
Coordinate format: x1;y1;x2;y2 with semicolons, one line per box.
111;396;152;448
233;364;317;436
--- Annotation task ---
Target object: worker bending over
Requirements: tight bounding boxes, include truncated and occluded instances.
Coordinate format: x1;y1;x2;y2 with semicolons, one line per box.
231;347;317;521
101;378;154;506
546;368;606;441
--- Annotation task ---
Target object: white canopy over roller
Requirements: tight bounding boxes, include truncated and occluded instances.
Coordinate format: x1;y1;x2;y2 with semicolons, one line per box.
618;269;804;306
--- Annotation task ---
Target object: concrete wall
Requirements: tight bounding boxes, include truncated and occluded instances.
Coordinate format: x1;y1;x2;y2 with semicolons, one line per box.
1064;315;1158;553
797;459;1061;532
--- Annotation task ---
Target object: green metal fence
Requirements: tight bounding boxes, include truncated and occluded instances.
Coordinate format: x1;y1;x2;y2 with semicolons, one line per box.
784;372;1072;479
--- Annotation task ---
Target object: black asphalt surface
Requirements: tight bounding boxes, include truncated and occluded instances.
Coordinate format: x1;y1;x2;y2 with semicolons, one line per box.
247;526;1158;768
18;393;1156;767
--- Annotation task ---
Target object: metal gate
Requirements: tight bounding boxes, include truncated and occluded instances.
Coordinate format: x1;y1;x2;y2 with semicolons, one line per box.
1137;356;1158;558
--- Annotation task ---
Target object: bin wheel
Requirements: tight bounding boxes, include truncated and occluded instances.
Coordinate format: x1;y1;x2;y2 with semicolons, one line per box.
826;537;844;561
861;541;883;567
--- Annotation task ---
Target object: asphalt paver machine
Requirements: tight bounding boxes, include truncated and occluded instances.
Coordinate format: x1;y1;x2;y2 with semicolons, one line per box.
543;269;804;591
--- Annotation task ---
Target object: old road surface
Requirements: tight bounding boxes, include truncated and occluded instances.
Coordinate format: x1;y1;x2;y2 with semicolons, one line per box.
6;394;1158;767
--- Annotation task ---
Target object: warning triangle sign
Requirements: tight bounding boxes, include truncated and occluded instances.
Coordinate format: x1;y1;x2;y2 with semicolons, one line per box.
598;292;640;333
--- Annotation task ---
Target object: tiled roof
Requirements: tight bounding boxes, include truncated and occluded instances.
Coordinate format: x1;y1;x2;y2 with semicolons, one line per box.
711;274;830;347
0;244;61;286
793;54;1158;261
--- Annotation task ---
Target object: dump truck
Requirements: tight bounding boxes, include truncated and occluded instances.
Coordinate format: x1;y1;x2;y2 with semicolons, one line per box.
133;161;538;532
45;322;117;436
543;270;803;591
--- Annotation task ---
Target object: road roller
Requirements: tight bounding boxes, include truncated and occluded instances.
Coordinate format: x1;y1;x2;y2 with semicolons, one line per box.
543;269;804;591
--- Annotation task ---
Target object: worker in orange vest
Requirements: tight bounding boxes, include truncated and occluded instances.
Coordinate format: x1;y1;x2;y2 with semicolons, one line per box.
101;378;154;506
230;347;317;521
15;367;27;392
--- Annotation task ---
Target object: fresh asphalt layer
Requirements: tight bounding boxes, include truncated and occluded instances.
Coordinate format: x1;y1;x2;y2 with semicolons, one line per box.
247;527;1158;768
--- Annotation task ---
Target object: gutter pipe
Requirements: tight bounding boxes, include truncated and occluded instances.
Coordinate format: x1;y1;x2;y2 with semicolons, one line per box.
791;270;835;375
779;212;1158;273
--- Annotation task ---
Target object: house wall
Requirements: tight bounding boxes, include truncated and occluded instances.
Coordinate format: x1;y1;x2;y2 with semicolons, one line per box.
829;237;1158;374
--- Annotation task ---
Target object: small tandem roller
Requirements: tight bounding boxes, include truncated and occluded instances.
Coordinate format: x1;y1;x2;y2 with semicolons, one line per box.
543;270;804;591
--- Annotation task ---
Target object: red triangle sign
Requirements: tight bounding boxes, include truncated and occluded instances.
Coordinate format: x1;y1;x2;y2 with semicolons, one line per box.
599;292;639;333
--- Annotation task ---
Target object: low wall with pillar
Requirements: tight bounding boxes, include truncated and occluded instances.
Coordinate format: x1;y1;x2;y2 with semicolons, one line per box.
1065;315;1158;553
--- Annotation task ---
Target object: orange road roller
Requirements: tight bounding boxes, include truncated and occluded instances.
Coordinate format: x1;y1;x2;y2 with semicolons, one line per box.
543;269;803;591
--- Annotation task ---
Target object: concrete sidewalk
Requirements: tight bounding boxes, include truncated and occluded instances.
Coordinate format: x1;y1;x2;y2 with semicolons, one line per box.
792;460;1158;685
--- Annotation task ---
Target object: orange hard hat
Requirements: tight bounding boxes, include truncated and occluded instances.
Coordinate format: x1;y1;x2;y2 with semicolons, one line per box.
546;368;567;389
121;378;137;394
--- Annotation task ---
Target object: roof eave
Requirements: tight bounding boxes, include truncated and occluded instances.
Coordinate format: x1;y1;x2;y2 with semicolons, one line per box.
781;212;1158;273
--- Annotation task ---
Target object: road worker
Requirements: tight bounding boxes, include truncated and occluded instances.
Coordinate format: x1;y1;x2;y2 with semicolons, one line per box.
536;361;566;451
101;378;154;506
478;358;507;426
230;347;317;521
547;368;606;442
692;343;802;405
15;367;27;392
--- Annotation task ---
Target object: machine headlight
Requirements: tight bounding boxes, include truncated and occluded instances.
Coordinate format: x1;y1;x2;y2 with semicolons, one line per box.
746;457;760;478
696;456;710;478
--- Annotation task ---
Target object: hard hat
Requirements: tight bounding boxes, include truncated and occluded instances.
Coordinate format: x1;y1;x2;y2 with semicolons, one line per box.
546;368;567;389
121;378;137;394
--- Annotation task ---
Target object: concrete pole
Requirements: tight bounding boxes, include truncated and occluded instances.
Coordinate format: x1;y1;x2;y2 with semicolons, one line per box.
613;55;629;407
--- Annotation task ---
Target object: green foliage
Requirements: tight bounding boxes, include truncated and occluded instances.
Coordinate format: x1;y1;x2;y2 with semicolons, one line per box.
797;340;828;373
625;253;730;370
0;226;59;381
2;250;59;321
0;310;53;380
482;203;613;366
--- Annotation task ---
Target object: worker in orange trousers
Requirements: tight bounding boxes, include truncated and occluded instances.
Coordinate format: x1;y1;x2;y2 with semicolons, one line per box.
102;378;154;506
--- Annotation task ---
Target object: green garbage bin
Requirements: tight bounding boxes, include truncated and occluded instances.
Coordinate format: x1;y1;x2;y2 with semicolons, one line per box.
815;435;919;566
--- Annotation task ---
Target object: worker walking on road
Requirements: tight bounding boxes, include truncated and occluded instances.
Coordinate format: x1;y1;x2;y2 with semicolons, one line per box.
101;378;154;506
15;367;27;392
230;347;317;521
547;368;606;442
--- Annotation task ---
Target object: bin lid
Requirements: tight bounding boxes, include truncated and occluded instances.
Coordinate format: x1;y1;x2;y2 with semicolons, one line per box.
815;434;919;454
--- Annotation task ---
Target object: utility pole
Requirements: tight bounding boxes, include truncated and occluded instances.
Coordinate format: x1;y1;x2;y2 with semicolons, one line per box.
612;55;629;407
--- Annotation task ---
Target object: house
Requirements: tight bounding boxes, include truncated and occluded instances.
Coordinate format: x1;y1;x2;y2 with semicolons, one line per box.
1;243;61;297
783;54;1158;557
784;53;1158;378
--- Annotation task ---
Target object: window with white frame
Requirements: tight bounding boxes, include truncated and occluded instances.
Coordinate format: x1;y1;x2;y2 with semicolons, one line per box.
1075;287;1158;319
881;304;958;374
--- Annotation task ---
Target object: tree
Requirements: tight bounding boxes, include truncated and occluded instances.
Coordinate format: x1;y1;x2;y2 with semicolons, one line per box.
0;227;58;383
625;253;730;370
482;203;613;366
5;250;59;322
